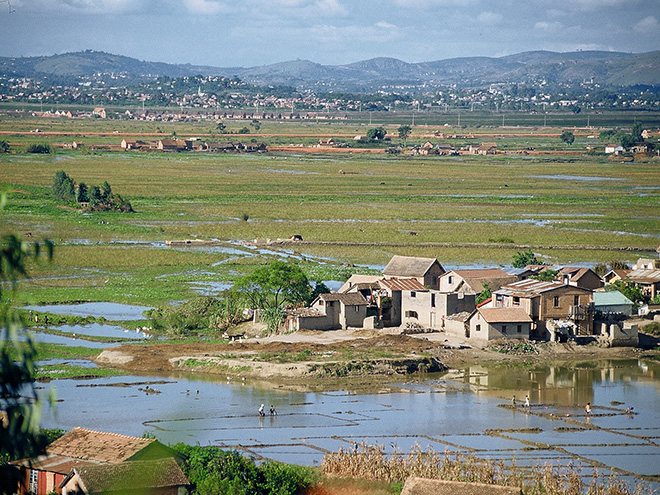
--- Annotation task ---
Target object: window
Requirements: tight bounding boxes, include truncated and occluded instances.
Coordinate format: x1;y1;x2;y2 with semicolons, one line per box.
355;306;360;312
502;325;507;334
431;293;436;307
405;311;419;319
553;296;560;307
410;291;416;298
517;325;522;333
29;470;38;494
448;276;454;284
476;324;481;332
513;296;520;306
574;295;580;306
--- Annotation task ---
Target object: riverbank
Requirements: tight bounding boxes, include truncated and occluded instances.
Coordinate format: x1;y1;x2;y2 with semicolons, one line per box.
95;328;660;391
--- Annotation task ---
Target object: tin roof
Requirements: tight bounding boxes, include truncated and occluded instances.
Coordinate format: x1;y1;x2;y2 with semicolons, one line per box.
379;278;427;291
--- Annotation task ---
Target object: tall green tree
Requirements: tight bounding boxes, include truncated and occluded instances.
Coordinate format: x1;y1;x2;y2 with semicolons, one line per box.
631;122;644;142
1;196;54;493
366;127;387;141
233;261;311;310
397;125;412;146
76;182;89;203
0;141;9;153
512;249;540;268
51;171;75;203
560;130;575;145
101;181;112;201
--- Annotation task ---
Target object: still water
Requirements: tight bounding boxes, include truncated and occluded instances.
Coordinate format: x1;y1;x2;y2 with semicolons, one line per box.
38;359;660;485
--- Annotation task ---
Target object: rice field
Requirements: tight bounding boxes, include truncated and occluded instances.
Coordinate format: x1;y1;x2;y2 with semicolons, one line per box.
1;114;659;306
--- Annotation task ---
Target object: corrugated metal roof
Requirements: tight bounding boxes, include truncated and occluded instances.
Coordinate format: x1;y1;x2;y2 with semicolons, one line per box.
593;290;633;306
627;268;660;283
379;278;427;291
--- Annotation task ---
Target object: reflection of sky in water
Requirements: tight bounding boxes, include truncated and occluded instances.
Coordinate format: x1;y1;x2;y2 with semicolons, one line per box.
47;323;154;340
24;302;152;320
36;359;660;485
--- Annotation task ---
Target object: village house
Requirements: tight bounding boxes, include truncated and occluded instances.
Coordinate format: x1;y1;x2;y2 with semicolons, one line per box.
491;279;594;340
556;267;603;290
58;458;189;495
626;268;660;299
605;144;624;154
382;255;445;290
593;290;634;318
400;288;476;330
602;268;631;285
286;292;368;331
438;268;519;295
470;142;497;155
375;278;428;327
157;139;188;151
91;107;106;119
14;427;182;495
462;307;533;342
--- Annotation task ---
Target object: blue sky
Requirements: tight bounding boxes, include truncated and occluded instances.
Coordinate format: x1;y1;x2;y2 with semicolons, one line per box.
0;0;658;67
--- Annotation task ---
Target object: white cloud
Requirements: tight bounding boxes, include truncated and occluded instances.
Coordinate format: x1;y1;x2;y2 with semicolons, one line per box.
534;21;563;30
14;0;145;13
634;15;659;33
391;0;475;6
311;21;400;44
477;11;502;25
315;0;347;16
183;0;228;14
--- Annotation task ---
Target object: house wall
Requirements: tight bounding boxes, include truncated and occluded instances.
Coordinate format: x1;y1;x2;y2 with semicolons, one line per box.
466;314;530;342
422;264;445;290
400;291;475;330
595;303;633;317
444;318;468;339
538;287;593;336
340;303;367;328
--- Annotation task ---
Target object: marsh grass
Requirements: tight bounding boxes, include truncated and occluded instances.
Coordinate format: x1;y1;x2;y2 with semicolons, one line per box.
2;117;659;308
321;443;652;495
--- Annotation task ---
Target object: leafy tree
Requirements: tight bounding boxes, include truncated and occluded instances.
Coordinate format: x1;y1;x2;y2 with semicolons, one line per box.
250;119;261;132
76;182;89;203
512;249;540;268
308;281;331;305
238;127;250;134
366;126;387;141
0;140;9;153
1;200;54;493
631;121;644;142
599;129;616;141
233;261;311;310
560;130;575;145
101;181;112;200
397;125;412;146
609;260;630;270
26;143;52;154
89;185;102;205
51;171;75;203
607;280;649;307
216;122;226;133
532;269;558;282
475;283;492;305
593;263;608;277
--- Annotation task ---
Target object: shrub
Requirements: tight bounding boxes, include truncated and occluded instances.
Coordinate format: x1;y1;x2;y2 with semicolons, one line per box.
26;143;53;154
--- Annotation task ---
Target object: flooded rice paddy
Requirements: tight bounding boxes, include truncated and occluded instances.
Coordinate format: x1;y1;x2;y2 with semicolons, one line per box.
24;302;153;320
37;357;660;486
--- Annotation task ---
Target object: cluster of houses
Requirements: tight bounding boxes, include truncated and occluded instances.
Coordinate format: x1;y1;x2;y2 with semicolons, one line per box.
14;427;189;495
286;248;660;347
118;138;267;153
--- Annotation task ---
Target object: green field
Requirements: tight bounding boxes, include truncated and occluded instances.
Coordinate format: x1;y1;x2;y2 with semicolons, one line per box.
1;111;659;307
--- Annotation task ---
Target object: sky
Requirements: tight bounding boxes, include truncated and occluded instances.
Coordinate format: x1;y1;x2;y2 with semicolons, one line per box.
0;0;659;68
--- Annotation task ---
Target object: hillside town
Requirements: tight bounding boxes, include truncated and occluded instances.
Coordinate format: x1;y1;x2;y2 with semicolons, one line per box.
284;249;660;348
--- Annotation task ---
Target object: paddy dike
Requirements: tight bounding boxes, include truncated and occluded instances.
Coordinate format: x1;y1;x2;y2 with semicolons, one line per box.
95;330;659;389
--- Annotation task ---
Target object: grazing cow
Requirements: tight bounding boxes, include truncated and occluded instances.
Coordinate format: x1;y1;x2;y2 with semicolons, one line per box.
409;231;418;236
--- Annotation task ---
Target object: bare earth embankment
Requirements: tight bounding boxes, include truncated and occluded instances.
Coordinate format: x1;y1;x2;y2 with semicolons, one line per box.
96;328;659;390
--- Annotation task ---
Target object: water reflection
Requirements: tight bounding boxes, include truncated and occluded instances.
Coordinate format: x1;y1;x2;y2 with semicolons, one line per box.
36;359;660;484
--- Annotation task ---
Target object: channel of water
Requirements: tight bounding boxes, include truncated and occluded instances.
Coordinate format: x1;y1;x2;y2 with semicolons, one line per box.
26;303;660;488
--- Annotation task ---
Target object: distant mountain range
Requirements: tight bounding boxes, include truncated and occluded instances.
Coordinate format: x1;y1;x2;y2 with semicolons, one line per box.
1;49;659;90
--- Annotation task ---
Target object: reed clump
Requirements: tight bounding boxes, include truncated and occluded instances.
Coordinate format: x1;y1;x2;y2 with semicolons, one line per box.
321;443;651;495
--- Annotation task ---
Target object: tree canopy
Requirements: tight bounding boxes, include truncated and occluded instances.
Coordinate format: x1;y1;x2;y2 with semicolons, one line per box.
52;170;75;203
397;125;412;146
366;126;387;141
233;261;311;310
512;249;540;268
560;130;575;145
